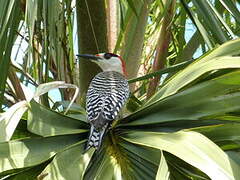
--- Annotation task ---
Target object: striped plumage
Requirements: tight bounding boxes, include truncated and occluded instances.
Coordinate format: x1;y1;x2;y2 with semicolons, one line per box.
86;71;129;150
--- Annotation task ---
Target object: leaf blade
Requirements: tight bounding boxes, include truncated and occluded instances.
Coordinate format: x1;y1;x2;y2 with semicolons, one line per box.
121;131;240;180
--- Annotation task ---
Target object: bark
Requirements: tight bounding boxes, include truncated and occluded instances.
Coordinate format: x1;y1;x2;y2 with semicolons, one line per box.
106;0;118;52
8;67;26;101
76;0;108;105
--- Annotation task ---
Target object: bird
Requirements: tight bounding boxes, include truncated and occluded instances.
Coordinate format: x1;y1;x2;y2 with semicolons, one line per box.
77;53;129;151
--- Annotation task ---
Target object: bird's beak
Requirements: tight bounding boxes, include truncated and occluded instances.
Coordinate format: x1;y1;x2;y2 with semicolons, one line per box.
76;54;101;61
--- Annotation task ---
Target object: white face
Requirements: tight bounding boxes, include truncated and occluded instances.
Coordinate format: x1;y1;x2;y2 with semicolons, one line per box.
94;53;124;74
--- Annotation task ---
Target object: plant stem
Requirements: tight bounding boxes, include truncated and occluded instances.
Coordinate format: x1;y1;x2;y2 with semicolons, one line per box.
147;0;176;99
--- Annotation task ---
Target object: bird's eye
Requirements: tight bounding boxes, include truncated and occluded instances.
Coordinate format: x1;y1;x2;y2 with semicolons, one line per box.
104;53;112;59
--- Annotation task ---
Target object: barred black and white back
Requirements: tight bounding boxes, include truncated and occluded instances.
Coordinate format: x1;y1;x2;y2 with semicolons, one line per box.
86;71;129;150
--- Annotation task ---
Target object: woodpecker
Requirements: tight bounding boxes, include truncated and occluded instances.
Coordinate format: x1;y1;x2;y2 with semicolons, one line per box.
77;53;129;150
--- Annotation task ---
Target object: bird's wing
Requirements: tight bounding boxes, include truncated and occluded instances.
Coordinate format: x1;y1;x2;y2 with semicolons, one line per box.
86;72;129;129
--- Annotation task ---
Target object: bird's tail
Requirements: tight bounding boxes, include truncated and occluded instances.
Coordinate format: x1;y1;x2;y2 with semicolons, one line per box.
85;125;107;151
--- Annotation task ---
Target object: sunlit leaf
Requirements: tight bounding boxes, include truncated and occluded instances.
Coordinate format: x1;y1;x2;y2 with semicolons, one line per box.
28;100;88;136
120;71;240;126
42;141;93;180
147;56;240;105
156;151;170;180
0;101;28;142
121;130;240;180
0;134;84;174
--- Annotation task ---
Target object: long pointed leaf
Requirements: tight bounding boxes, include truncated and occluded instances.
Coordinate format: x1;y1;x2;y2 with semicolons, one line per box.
28;100;88;136
121;131;240;180
0;101;28;142
156;151;170;180
0;134;84;174
42;141;94;180
120;71;240;126
147;56;240;105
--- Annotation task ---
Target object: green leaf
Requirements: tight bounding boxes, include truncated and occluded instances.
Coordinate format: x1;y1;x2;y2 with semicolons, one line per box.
205;0;235;38
125;0;139;17
0;101;28;142
226;151;240;166
83;147;120;180
205;38;240;58
192;0;230;43
126;151;156;180
28;100;88;136
26;0;38;44
120;71;240;126
121;130;240;180
118;140;159;179
11;119;38;140
0;0;21;109
1;157;53;180
128;59;194;84
180;0;214;48
147;56;240;105
52;101;85;113
191;123;240;151
0;134;85;174
42;141;94;180
164;151;210;179
33;81;79;114
119;139;160;166
156;151;169;180
218;0;240;24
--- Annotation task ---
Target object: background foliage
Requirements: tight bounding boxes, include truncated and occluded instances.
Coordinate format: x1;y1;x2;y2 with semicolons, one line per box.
1;0;240;179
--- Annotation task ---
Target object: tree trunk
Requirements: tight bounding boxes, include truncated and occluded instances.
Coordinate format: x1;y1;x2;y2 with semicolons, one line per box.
106;0;118;53
76;0;108;105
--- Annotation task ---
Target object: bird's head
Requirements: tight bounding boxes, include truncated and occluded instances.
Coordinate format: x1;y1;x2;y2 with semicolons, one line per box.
77;53;127;76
